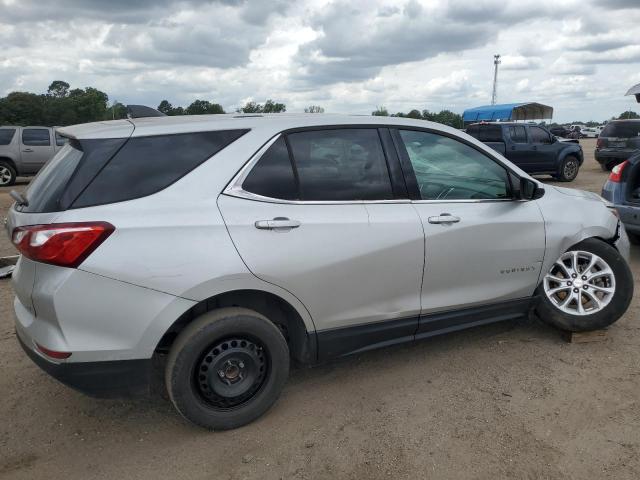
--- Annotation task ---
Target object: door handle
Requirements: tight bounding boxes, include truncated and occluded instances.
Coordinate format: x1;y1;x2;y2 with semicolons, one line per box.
254;217;301;231
428;213;461;224
22;148;33;153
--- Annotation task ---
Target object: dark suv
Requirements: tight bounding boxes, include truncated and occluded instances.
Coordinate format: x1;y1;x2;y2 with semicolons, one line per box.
595;120;640;171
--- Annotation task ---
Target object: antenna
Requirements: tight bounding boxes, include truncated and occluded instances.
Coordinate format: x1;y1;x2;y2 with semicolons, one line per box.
491;54;501;105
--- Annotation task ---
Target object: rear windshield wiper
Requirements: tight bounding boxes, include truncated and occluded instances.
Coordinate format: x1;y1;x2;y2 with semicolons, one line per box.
10;190;28;207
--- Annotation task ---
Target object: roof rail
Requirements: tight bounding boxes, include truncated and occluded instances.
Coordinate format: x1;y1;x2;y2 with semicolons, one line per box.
126;105;166;119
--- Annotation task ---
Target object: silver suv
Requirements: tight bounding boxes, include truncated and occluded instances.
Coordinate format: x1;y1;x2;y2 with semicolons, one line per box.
8;114;633;430
0;126;67;185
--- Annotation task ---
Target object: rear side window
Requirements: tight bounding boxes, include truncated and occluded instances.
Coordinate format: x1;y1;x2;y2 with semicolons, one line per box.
287;129;393;201
55;132;67;146
0;129;16;145
242;136;298;200
601;121;640;138
22;128;51;146
508;126;527;143
465;125;503;142
529;126;551;144
73;129;248;208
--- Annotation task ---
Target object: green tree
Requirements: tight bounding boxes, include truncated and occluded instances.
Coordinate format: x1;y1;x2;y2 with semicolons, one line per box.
47;80;70;98
618;111;639;119
372;106;389;116
186;100;225;115
105;101;127;120
304;105;324;113
237;99;286;113
0;92;45;125
158;100;175;115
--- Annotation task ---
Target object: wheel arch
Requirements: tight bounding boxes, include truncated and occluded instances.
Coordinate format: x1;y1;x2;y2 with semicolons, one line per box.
0;156;18;173
155;288;317;365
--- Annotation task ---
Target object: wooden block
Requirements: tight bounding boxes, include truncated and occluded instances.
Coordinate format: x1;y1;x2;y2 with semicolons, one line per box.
562;329;608;344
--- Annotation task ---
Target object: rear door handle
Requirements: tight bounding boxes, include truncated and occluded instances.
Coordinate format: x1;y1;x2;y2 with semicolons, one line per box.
22;148;33;153
254;217;301;231
428;214;461;224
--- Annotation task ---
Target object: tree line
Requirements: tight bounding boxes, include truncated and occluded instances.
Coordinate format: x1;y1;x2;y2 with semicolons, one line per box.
0;80;636;128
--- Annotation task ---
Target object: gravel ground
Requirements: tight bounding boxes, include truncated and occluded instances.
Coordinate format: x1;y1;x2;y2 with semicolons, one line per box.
1;138;639;479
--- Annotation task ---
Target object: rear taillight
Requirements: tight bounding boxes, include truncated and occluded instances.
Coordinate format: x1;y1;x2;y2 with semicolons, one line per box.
596;138;605;149
608;160;629;183
12;222;114;268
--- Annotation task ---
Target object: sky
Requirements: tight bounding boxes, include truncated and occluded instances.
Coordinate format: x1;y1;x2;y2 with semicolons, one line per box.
0;0;639;123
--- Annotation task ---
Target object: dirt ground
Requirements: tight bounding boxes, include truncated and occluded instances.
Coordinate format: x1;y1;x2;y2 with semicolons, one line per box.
1;138;639;479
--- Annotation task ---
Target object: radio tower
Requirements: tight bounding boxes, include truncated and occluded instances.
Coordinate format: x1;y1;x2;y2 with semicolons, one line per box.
491;54;501;105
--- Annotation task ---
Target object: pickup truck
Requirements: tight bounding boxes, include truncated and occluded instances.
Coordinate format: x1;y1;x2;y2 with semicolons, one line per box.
0;126;67;186
466;122;584;182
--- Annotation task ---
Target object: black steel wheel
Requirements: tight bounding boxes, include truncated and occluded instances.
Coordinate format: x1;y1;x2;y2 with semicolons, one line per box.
166;308;289;430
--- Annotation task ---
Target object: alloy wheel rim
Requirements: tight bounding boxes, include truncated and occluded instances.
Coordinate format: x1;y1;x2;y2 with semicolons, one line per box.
564;160;578;179
195;337;269;410
0;166;12;185
543;250;615;316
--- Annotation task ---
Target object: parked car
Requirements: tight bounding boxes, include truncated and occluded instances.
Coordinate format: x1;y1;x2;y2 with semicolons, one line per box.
466;122;584;181
0;126;67;186
595;120;640;171
549;126;571;137
580;127;599;138
602;151;640;242
9;114;632;430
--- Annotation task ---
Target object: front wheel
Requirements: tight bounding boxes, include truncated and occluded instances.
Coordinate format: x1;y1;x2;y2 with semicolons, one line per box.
558;156;580;182
0;161;16;186
165;307;290;430
535;238;633;332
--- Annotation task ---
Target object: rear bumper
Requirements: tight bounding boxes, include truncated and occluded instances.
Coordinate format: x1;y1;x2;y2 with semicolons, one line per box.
595;150;635;165
16;328;152;398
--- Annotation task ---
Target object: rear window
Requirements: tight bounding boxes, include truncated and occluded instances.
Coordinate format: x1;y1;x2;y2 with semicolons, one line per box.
55;132;67;146
600;121;640;138
72;129;248;208
465;124;503;142
0;129;15;145
20;142;84;212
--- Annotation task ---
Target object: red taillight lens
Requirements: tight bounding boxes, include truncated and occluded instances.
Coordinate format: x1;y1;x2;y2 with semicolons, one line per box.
596;138;605;149
35;342;72;360
608;160;629;183
12;222;114;268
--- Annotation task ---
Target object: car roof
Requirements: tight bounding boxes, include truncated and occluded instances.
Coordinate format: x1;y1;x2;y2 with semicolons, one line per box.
57;113;458;140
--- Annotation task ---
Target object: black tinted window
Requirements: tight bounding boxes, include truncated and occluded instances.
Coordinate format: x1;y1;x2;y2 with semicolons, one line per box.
22;128;50;146
399;130;509;200
73;129;248;208
55;132;67;146
287;129;393;201
0;129;15;145
508;126;527;143
21;142;83;213
466;125;503;142
242;136;298;200
529;126;551;144
601;121;640;138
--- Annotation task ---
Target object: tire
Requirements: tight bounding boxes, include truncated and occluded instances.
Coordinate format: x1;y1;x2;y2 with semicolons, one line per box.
535;238;633;332
165;307;290;430
627;232;640;245
558;155;580;182
0;161;17;186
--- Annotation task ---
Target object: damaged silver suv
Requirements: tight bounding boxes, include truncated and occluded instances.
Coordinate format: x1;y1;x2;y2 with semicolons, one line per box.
8;113;633;430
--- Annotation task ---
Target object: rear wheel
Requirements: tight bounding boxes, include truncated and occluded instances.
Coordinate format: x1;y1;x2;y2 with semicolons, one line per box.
600;161;615;172
558;156;580;182
165;307;290;430
627;232;640;245
0;161;16;186
535;238;633;332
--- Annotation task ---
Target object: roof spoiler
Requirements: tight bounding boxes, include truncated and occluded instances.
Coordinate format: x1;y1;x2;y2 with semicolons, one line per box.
126;105;166;119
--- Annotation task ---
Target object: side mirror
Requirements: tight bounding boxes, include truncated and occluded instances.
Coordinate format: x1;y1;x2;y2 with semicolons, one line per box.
519;177;545;200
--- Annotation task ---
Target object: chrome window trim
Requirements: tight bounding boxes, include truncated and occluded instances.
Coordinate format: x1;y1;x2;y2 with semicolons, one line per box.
223;133;519;206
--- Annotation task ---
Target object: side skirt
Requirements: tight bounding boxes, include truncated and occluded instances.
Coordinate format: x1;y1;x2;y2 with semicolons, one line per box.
316;298;533;362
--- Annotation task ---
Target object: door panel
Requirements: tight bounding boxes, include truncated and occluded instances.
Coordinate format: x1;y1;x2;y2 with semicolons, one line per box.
218;195;424;331
21;128;54;173
413;200;545;317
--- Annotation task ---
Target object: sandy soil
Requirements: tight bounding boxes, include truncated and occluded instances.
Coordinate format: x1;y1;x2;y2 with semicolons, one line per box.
1;139;639;479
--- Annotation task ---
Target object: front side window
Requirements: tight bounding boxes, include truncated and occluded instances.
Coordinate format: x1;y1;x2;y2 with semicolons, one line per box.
22;128;51;146
242;136;298;200
398;130;510;201
0;129;16;145
287;129;393;201
529;126;551;144
509;126;527;143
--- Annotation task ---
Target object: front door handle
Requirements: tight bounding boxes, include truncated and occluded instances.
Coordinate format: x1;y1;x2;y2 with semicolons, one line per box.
428;213;461;224
254;217;301;231
22;148;33;153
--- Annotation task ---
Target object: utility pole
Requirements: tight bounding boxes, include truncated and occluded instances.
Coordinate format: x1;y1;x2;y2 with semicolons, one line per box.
491;54;501;105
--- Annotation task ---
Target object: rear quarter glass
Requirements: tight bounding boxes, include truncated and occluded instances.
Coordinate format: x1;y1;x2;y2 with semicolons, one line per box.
72;129;248;208
0;128;16;145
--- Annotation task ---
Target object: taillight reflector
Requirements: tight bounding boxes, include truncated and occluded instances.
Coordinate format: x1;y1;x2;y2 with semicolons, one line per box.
35;342;72;360
12;222;114;268
596;138;605;149
608;160;629;183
